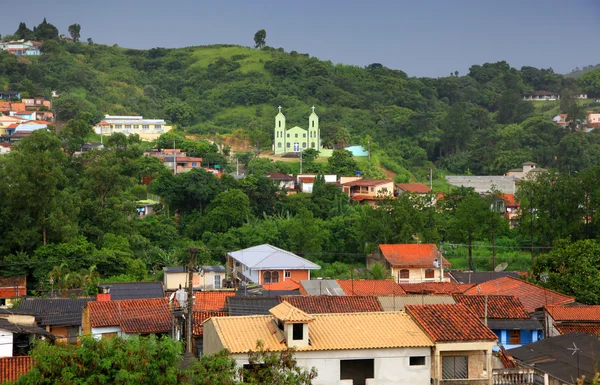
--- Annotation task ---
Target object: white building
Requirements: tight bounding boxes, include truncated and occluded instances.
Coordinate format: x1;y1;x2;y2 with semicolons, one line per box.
93;115;173;141
203;301;434;385
162;265;227;290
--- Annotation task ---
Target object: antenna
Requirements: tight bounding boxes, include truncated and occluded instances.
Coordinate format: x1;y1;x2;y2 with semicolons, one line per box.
567;342;581;379
494;262;508;272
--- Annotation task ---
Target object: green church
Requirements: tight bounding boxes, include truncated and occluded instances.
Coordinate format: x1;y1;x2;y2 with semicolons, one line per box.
273;106;322;155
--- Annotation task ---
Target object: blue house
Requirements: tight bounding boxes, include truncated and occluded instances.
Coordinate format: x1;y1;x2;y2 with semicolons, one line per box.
454;294;543;350
0;91;21;100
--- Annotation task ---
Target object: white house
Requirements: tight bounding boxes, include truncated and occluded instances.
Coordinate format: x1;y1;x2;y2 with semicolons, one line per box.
163;265;227;290
203;301;434;385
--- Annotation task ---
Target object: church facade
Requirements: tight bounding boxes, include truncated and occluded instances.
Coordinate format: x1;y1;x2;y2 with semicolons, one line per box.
273;106;322;155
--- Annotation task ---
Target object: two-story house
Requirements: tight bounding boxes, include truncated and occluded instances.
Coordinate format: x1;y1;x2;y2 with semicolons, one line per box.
544;305;600;338
227;244;321;285
342;179;394;205
94;115;173;141
203;301;434;385
367;244;451;283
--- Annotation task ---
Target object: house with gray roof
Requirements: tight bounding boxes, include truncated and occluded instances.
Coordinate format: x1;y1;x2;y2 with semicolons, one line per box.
227;244;321;286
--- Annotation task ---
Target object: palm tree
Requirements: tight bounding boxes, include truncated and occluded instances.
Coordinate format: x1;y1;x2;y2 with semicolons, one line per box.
364;263;389;280
48;263;69;297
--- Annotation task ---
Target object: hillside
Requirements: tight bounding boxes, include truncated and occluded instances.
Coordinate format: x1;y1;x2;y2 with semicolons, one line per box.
3;40;600;180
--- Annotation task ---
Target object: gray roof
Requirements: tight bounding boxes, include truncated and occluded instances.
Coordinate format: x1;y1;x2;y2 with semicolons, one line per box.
300;280;346;296
446;175;517;194
508;333;600;385
99;282;164;300
449;271;521;284
228;244;321;270
377;294;455;311
226;296;280;316
201;265;226;273
0;318;55;339
163;266;186;274
486;318;543;330
16;298;93;326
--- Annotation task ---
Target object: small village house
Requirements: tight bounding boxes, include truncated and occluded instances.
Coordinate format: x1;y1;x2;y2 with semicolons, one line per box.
266;172;296;191
94;115;173;141
336;279;406;296
342;179;394;205
227;244;321;285
543;305;600;338
367;244;451;283
406;304;498;385
163;265;227;291
145;149;202;174
522;91;559;101
203;301;434;385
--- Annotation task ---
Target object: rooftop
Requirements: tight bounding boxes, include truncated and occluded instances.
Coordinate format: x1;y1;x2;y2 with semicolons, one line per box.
554;323;600;337
88;298;171;334
453;295;531;319
395;183;432;193
378;244;450;268
299;279;345;296
269;301;315;323
208;309;433;353
17;298;92;326
449;270;521;284
192;310;227;336
0;356;32;384
227;296;280;316
193;291;235;311
463;277;574;313
400;282;474;294
406;303;498;342
282;295;383;314
342;179;391;187
546;305;600;322
228;244;321;271
377;294;456;311
98;281;165;300
336;279;406;296
266;172;295;181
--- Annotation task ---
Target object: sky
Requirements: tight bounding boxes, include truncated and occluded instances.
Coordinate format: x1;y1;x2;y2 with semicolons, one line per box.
3;0;599;78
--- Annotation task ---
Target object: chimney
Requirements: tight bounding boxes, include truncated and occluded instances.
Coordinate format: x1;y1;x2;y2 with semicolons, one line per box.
97;285;111;301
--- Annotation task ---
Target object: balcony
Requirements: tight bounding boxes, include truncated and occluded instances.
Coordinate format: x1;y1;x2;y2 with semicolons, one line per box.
440;379;490;385
492;368;546;385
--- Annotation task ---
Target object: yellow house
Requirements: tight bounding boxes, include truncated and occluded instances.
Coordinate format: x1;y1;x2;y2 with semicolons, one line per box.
94;115;173;141
367;244;451;283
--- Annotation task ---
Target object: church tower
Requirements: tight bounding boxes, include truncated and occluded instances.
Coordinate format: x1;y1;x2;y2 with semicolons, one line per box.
274;106;286;155
308;106;320;151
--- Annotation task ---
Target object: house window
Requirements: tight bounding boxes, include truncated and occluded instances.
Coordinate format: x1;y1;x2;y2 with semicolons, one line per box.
442;356;468;379
134;125;139;129
142;125;149;129
287;133;290;138
400;269;409;279
295;133;298;138
312;121;315;128
214;275;222;289
192;162;197;167
278;143;282;148
340;359;374;385
509;330;520;345
292;323;303;340
155;125;162;129
303;133;306;138
285;271;291;278
287;143;290;148
370;187;374;192
116;125;122;129
279;121;281;128
410;356;426;366
425;269;435;279
311;142;315;148
302;142;306;148
263;271;279;284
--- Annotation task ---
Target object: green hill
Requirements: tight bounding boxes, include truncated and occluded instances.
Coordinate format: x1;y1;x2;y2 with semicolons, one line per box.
3;39;600;179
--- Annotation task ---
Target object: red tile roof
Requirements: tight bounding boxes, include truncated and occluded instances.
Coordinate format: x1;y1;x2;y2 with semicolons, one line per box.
281;295;383;314
336;280;406;296
0;276;26;298
453;295;530;319
554;323;600;337
299;177;315;183
401;282;475;294
262;280;300;291
192;310;227;336
193;291;235;311
0;356;32;383
266;172;295;181
88;298;172;334
406;304;498;342
378;244;450;268
396;183;432;193
342;179;390;187
500;194;519;207
545;305;600;322
463;277;574;313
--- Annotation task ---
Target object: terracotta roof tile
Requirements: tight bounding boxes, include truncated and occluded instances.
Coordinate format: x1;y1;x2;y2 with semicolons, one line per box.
342;179;390;187
453;295;530;319
262;280;300;291
554;323;600;337
266;172;295;181
463;277;574;313
378;244;450;268
400;282;473;294
406;303;498;342
270;301;315;323
499;194;519;207
0;356;32;383
350;195;387;201
88;298;171;334
546;305;600;322
299;177;315;183
395;183;432;193
193;310;227;336
208;310;433;353
0;276;26;298
193;292;235;311
281;295;383;313
337;280;406;296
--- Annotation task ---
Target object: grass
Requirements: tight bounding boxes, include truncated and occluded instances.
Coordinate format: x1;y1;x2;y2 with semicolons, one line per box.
443;241;532;271
188;45;272;74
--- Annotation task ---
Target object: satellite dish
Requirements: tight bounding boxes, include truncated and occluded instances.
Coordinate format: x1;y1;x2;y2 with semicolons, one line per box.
494;262;508;272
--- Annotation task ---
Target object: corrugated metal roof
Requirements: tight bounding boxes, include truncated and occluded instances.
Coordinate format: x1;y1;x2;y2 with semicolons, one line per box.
99;282;164;300
299;280;346;296
228;244;321;270
209;310;433;353
377;294;455;311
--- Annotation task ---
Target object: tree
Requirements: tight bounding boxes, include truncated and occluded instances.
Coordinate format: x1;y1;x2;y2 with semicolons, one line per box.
532;240;600;305
326;149;358;176
254;29;267;49
363;263;389;280
33;18;59;41
244;341;317;385
58;116;92;156
14;22;34;40
203;189;252;233
68;23;81;42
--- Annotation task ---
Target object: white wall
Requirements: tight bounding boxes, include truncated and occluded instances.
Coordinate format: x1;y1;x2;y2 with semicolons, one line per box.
91;326;122;340
233;347;431;385
0;328;13;357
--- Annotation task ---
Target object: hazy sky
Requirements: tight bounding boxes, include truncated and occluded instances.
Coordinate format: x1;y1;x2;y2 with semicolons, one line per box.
3;0;599;77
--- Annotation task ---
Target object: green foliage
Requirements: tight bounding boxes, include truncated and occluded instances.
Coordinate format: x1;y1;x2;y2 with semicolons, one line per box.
327;150;358;176
68;23;81;42
253;29;267;49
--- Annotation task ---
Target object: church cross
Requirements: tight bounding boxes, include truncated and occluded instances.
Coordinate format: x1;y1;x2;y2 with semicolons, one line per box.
278;106;282;113
311;106;315;113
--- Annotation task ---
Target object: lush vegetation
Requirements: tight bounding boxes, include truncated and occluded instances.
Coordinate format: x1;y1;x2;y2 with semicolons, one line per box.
7;336;316;385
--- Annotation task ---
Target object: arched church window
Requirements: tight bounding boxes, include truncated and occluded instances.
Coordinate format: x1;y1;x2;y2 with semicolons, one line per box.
312;121;314;128
311;142;315;148
302;142;306;148
287;143;290;148
287;133;290;138
279;121;281;128
295;133;298;138
303;133;306;138
278;143;281;148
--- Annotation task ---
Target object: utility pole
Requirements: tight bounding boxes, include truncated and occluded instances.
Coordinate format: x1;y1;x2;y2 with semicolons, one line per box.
368;140;371;162
173;140;177;175
300;150;303;174
186;248;197;354
430;167;433;190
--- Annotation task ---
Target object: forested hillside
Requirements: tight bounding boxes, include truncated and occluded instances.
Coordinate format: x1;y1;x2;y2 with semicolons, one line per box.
3;34;600;181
